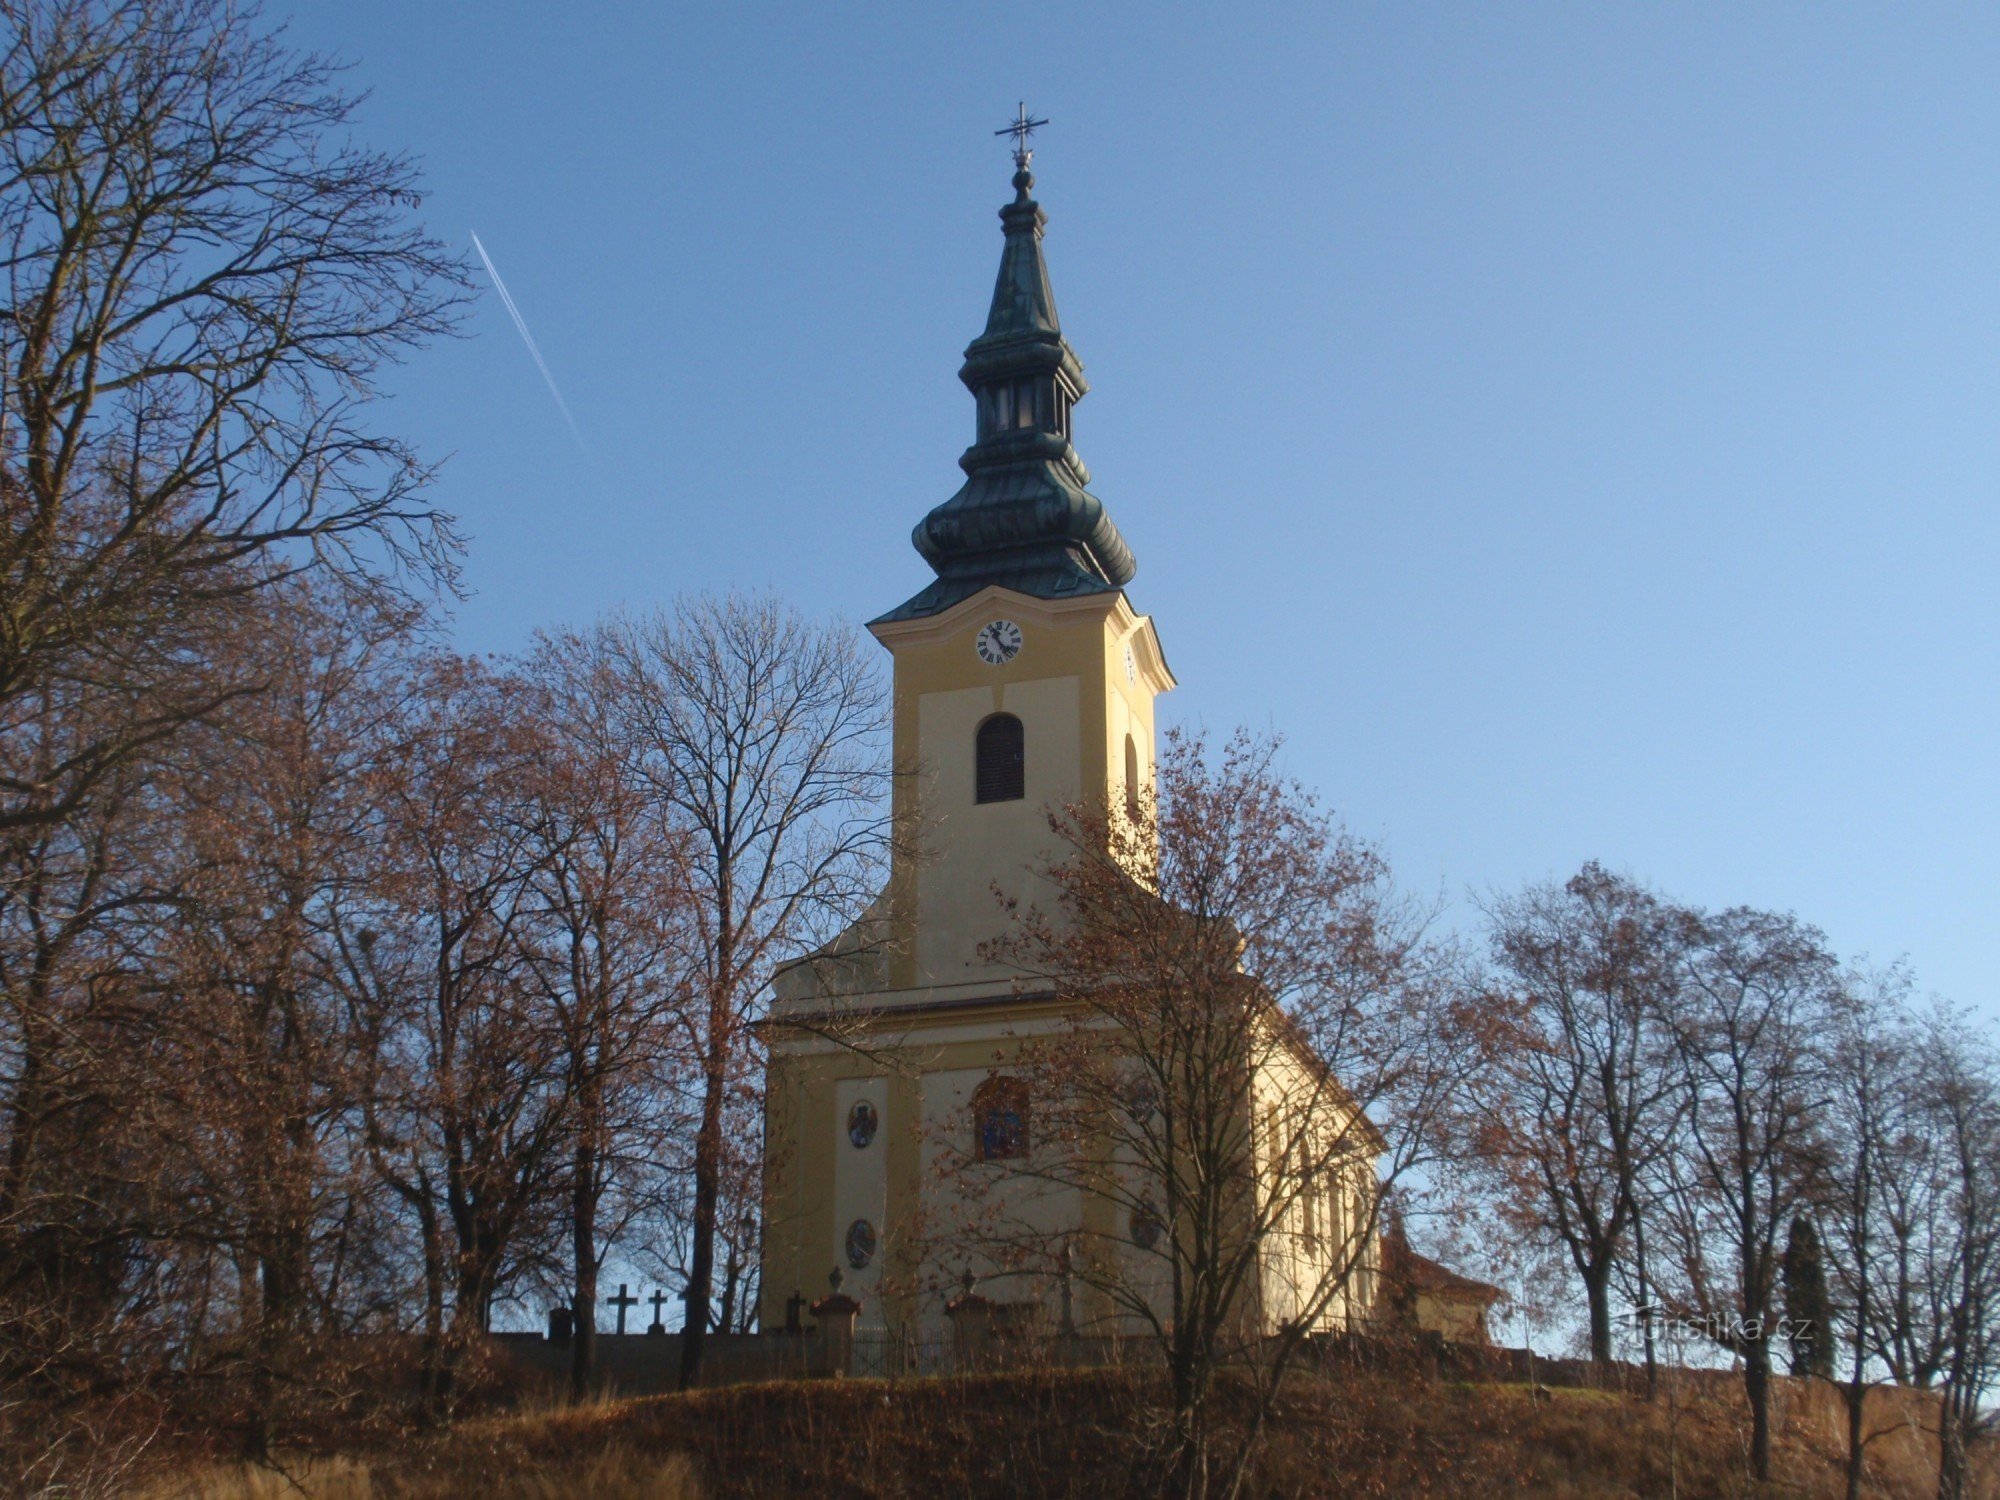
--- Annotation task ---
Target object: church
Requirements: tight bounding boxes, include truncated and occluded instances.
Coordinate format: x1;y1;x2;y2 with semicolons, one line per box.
756;135;1383;1346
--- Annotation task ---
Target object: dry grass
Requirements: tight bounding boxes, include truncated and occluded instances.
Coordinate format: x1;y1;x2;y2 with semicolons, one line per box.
135;1449;702;1500
81;1365;1999;1499
138;1457;380;1500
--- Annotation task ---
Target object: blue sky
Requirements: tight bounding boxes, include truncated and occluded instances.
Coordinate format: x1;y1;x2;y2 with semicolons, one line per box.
285;2;1998;1018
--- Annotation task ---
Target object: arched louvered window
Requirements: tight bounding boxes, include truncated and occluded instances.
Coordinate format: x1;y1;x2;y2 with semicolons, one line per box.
1124;734;1141;820
975;713;1024;804
1014;377;1040;429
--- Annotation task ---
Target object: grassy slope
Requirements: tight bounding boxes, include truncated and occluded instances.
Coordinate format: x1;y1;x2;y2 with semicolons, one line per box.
151;1369;1976;1500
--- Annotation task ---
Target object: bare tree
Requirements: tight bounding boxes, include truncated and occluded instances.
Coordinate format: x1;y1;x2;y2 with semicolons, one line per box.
568;594;891;1387
710;1119;764;1335
147;579;419;1455
977;728;1478;1500
0;0;471;1426
0;573;437;1469
641;1076;761;1340
343;652;568;1401
0;678;171;1423
1475;863;1681;1368
0;0;468;834
1895;1006;2000;1500
1652;904;1838;1483
520;636;694;1396
1818;965;1921;1500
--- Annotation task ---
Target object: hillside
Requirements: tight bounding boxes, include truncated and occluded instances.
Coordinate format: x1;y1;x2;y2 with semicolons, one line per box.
145;1367;1983;1500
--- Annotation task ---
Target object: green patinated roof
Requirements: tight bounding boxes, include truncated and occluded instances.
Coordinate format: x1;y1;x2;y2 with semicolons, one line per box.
875;164;1137;625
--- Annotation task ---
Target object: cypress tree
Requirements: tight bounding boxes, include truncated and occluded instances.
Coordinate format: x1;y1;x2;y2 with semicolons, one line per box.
1782;1214;1835;1379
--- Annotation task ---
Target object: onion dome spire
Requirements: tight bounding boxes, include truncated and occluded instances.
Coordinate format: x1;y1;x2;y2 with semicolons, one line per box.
876;116;1137;623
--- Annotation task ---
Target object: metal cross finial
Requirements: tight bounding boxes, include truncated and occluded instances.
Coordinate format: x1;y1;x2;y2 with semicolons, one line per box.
996;102;1048;169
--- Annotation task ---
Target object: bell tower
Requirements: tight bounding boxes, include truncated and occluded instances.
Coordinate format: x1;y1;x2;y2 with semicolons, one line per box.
867;142;1174;996
761;131;1173;1333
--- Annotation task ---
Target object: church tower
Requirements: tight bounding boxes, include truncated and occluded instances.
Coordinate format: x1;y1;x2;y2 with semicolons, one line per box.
869;146;1175;994
760;140;1173;1333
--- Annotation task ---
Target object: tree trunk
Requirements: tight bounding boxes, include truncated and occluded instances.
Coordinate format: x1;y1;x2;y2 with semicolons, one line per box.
570;1128;599;1400
1168;1340;1212;1500
1632;1213;1658;1399
454;1242;497;1348
418;1194;447;1414
245;1250;279;1455
572;1184;592;1408
1584;1257;1614;1365
676;1036;728;1390
1843;1261;1871;1500
717;1236;740;1337
1171;1437;1209;1500
678;884;736;1393
1842;1377;1867;1500
1937;1384;1966;1500
1169;1398;1210;1500
245;1095;309;1462
1745;1338;1773;1481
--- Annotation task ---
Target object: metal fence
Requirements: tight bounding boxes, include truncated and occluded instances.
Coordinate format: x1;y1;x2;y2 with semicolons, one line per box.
848;1329;953;1378
845;1327;1153;1379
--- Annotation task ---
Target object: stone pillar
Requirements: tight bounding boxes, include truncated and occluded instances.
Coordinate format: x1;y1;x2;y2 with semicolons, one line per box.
810;1291;862;1377
946;1288;995;1370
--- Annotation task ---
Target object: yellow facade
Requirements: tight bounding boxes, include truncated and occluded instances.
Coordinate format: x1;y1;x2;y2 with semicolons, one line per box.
759;584;1172;1332
756;581;1384;1339
874;585;1171;994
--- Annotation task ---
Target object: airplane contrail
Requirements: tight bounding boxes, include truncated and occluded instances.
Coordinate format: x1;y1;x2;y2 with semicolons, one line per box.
471;230;587;454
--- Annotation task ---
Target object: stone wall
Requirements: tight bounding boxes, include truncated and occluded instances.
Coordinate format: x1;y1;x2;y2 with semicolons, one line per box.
489;1331;840;1394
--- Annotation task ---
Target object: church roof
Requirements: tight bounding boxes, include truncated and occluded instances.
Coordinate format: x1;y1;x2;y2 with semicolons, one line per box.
1381;1222;1503;1307
874;158;1138;624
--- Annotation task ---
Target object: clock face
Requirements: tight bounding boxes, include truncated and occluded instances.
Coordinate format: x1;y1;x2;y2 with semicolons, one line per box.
975;619;1023;665
1124;643;1138;683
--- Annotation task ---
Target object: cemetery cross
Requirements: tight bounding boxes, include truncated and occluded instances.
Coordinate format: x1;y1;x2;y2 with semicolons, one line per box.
608;1282;638;1336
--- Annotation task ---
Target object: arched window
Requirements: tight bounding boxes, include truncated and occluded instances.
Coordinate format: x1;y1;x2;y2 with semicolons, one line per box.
971;1075;1030;1162
1124;733;1141;820
975;714;1024;804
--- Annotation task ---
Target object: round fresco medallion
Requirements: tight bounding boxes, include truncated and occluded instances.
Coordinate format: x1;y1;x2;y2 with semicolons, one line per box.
847;1099;878;1149
1130;1198;1163;1251
845;1217;877;1270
